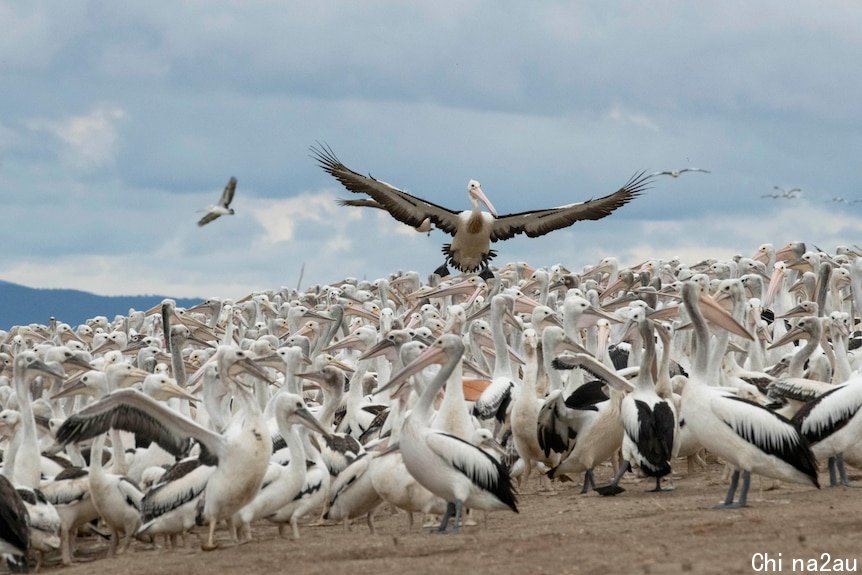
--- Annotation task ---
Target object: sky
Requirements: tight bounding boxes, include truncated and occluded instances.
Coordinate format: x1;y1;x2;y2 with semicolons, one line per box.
2;1;862;300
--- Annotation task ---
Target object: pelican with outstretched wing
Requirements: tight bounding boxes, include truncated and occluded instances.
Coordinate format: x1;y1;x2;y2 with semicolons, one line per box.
312;144;651;277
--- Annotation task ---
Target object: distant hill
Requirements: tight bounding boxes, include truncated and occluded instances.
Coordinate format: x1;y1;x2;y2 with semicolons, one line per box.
0;279;201;329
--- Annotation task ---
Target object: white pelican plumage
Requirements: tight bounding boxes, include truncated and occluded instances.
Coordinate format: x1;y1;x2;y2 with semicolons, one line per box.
197;177;237;227
312;144;651;276
679;281;819;508
378;334;517;533
54;346;273;550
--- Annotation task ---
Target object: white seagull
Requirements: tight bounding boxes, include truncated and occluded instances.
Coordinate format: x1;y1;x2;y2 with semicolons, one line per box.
651;168;710;178
197;177;237;227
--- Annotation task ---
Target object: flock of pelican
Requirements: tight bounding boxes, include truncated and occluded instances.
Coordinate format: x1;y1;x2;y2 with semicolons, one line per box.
1;240;862;570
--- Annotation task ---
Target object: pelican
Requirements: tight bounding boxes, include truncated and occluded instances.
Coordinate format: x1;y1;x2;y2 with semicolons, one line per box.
312;144;651;276
651;168;710;178
679;282;819;508
0;475;29;573
54;346;274;550
377;334;517;533
197;177;237;227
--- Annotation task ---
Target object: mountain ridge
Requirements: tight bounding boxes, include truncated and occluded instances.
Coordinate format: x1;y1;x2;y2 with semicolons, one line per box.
0;279;202;328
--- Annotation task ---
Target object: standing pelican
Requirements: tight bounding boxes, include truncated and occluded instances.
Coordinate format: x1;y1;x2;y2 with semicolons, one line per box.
377;334;517;533
312;144;650;276
197;177;237;227
54;346;273;550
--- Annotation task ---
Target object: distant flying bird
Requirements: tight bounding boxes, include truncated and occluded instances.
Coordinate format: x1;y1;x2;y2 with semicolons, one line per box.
197;177;237;227
826;196;861;205
336;198;433;235
763;186;802;199
651;168;710;178
312;143;650;277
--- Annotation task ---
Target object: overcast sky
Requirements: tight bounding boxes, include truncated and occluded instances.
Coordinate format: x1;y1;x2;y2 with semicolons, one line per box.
2;2;861;300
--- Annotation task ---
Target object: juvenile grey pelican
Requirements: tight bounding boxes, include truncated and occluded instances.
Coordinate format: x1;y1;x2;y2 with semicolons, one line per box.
197;177;237;227
312;144;650;276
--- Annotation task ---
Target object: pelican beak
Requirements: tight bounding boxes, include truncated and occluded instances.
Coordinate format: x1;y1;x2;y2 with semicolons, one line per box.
768;325;807;349
50;379;89;400
64;354;94;372
698;294;754;340
232;357;275;386
374;344;446;397
30;359;67;379
764;265;785;309
779;302;816;318
323;334;362;353
322;356;355;373
557;337;590;356
291;406;331;439
473;184;498;217
359;339;395;361
160;380;200;402
576;305;619;329
775;243;799;262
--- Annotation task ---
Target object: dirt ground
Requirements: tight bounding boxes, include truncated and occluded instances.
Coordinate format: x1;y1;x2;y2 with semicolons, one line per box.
34;461;862;575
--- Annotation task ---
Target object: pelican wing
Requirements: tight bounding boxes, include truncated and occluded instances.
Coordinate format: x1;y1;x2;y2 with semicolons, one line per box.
712;394;818;482
488;171;651;241
197;211;221;227
0;475;29;555
311;144;462;235
55;389;226;462
425;431;518;512
793;382;862;444
220;177;237;208
336;198;386;210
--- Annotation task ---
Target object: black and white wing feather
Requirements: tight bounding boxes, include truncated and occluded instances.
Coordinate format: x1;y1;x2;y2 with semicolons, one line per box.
488;171;651;241
311;143;462;235
55;388;226;463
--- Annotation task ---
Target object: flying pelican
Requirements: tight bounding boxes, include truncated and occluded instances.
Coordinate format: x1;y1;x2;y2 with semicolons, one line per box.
312;144;651;276
197;177;237;227
54;346;274;550
651;168;710;178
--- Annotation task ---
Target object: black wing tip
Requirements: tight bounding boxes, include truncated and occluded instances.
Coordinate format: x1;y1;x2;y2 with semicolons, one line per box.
309;141;341;171
621;170;655;197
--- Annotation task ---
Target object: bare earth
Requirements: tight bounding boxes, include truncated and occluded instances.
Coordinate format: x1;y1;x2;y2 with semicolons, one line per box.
37;461;861;575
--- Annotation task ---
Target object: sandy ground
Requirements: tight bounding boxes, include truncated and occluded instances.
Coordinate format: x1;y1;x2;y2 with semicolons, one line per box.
26;460;862;575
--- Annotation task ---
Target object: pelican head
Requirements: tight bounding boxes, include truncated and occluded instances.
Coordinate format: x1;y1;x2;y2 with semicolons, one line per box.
467;180;497;217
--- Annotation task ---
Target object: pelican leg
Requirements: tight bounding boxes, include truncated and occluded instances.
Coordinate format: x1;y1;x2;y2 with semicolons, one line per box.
366;511;376;535
202;519;218;551
648;475;675;493
827;457;838;486
836;454;856;487
452;499;464;533
581;469;596;494
595;460;630;496
714;470;743;509
435;502;455;533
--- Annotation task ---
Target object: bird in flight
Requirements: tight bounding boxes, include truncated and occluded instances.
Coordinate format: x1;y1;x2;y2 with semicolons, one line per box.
312;143;651;278
651;168;710;178
762;186;802;199
197;177;237;226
